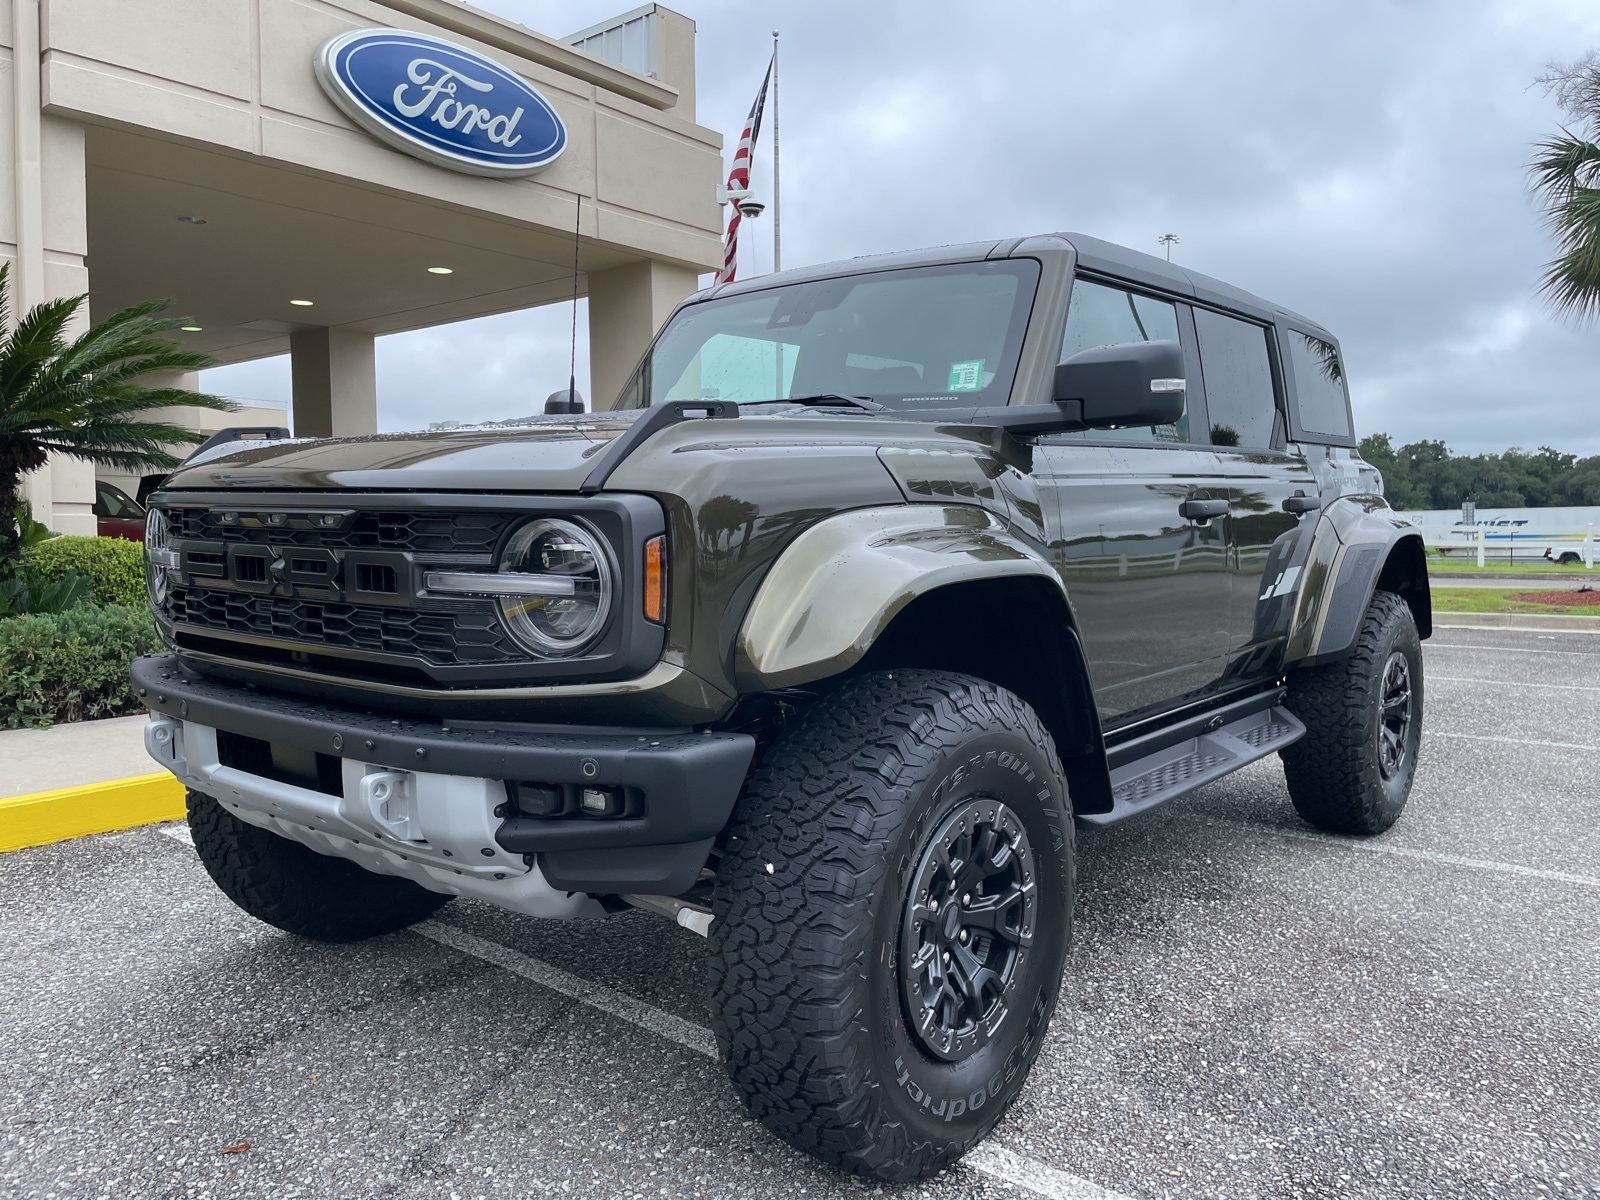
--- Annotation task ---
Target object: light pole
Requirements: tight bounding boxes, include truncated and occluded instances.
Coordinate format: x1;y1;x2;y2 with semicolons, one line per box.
1158;233;1179;261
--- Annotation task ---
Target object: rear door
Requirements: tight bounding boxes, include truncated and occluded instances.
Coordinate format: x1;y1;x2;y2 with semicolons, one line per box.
1188;307;1318;676
1035;278;1235;725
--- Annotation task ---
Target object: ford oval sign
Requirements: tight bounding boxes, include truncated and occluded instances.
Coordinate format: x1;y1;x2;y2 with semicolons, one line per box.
315;28;566;177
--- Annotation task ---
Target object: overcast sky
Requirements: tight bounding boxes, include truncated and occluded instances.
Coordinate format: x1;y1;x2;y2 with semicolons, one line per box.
205;0;1600;456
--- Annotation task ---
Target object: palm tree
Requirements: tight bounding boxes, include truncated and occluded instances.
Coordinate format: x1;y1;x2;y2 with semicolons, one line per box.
0;264;233;568
1531;54;1600;320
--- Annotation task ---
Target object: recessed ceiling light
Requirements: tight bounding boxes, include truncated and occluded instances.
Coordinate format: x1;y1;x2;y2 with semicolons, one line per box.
176;215;207;225
289;299;314;307
180;324;203;332
426;266;453;275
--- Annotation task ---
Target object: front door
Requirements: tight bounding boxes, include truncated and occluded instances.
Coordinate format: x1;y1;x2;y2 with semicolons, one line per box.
1035;278;1234;726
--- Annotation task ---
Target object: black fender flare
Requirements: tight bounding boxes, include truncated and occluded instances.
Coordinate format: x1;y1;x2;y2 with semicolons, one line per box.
1284;496;1431;667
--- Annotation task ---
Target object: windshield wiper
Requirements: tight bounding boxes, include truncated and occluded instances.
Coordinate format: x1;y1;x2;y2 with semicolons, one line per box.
746;393;886;412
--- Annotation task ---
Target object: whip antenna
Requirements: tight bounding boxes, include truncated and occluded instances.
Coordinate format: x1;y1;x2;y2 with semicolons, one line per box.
569;192;581;405
545;193;586;415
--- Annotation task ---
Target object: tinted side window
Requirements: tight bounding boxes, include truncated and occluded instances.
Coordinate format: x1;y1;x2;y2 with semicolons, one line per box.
1060;279;1187;443
1193;308;1277;449
1288;331;1353;439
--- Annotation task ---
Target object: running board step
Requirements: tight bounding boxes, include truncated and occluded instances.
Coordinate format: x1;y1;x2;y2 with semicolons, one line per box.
1082;704;1307;827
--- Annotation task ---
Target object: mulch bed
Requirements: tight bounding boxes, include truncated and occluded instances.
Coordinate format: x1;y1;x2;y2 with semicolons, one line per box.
1509;589;1600;607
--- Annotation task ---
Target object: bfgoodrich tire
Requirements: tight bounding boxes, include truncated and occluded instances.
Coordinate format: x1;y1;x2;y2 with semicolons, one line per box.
1281;589;1423;835
187;790;452;942
710;671;1074;1183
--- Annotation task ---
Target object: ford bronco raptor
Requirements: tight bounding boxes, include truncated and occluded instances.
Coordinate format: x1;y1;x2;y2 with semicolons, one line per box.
136;232;1429;1183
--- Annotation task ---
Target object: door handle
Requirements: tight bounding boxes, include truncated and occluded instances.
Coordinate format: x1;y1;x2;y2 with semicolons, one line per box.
1282;492;1320;514
1179;497;1230;521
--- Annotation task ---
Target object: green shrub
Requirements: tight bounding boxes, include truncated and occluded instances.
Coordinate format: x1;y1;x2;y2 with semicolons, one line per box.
0;604;163;728
0;572;95;617
23;535;146;607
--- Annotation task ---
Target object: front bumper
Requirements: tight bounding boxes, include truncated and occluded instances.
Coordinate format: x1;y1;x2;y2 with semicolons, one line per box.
134;654;755;904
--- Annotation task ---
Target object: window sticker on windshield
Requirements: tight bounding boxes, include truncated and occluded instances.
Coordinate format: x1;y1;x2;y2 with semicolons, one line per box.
948;359;985;392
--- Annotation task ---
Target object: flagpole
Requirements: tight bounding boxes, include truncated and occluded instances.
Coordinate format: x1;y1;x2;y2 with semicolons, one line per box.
771;30;781;274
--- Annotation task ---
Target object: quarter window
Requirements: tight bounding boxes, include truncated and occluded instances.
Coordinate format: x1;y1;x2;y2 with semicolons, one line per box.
1060;279;1187;443
1287;330;1353;439
1192;308;1278;449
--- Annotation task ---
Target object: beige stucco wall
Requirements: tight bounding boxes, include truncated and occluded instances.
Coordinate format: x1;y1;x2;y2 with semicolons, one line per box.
3;0;723;531
39;0;722;271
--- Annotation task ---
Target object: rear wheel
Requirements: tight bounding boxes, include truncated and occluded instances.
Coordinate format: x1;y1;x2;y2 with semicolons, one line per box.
187;790;452;942
710;670;1074;1182
1281;590;1423;834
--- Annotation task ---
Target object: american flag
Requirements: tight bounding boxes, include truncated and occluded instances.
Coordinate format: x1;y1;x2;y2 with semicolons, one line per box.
717;57;773;285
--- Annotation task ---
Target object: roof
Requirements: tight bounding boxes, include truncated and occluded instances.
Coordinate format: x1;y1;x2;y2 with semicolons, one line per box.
698;231;1332;339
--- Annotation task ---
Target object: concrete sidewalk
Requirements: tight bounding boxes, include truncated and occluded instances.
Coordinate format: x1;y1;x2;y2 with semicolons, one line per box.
0;713;155;799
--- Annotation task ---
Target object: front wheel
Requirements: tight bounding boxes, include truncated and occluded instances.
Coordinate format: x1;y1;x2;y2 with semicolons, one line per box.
187;791;453;942
710;671;1074;1183
1281;590;1423;834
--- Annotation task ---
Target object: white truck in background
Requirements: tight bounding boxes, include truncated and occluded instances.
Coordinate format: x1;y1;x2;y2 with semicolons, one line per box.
1401;505;1600;566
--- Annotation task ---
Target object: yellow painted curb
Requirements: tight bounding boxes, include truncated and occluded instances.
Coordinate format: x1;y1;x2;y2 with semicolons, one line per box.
0;772;187;853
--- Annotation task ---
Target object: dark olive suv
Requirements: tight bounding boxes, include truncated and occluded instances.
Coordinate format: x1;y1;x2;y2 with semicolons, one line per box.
137;231;1430;1183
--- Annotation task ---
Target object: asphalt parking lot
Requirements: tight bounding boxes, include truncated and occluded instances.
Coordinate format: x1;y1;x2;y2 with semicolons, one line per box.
3;625;1598;1200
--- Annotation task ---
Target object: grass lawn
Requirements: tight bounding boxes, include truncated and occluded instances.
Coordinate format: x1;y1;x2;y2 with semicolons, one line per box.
1428;557;1595;575
1431;586;1599;615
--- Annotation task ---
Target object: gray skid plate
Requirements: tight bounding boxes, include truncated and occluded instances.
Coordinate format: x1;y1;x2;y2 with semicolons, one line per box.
1082;705;1307;827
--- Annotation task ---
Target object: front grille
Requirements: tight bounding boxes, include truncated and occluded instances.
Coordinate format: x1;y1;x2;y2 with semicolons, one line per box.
149;491;667;690
164;507;511;554
157;501;529;672
167;586;522;665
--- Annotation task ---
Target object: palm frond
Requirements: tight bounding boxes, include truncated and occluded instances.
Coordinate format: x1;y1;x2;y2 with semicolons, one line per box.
1530;132;1600;201
0;294;87;418
0;281;232;544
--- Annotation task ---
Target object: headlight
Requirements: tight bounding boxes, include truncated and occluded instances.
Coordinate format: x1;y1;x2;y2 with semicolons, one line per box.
495;518;612;657
144;508;177;609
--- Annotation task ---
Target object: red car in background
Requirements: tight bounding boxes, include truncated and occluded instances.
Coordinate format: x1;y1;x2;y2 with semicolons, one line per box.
93;480;145;541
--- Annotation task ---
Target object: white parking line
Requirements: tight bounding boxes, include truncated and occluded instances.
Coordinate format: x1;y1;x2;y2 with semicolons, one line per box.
1217;821;1600;890
1430;731;1600;753
1430;675;1600;692
413;920;718;1057
965;1144;1137;1200
412;919;1138;1200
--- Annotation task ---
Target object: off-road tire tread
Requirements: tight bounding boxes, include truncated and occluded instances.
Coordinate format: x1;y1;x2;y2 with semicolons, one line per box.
709;669;1071;1183
187;790;451;941
1281;590;1420;835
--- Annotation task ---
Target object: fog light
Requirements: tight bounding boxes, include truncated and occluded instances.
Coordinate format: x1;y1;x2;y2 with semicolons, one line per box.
513;782;564;818
580;787;622;817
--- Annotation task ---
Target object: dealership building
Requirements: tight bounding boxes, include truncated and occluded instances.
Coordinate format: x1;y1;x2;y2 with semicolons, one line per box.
2;0;723;533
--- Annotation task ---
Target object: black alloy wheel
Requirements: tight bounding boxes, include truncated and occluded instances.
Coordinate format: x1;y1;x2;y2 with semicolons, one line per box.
1377;650;1414;781
900;799;1036;1063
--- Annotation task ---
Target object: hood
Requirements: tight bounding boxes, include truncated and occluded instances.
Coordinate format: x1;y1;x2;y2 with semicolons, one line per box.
159;413;641;493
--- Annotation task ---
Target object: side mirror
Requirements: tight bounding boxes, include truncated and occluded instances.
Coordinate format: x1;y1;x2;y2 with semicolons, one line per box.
1053;340;1185;429
545;388;586;415
136;474;167;508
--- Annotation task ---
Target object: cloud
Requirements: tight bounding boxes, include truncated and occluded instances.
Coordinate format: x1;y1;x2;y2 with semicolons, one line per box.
208;0;1600;455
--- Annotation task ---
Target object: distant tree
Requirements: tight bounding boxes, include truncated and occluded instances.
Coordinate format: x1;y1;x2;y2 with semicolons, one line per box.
1531;54;1600;320
1358;433;1418;508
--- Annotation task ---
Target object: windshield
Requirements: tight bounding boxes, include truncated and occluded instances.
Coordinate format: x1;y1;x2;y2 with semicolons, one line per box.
614;259;1040;411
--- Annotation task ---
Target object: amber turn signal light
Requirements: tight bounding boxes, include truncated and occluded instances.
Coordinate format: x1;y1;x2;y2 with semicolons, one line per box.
643;535;666;624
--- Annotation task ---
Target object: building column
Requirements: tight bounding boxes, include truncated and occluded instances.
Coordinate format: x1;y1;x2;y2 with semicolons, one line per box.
14;79;96;534
587;259;699;411
289;327;377;437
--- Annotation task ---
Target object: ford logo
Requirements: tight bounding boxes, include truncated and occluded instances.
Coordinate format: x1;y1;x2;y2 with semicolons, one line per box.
314;28;567;177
